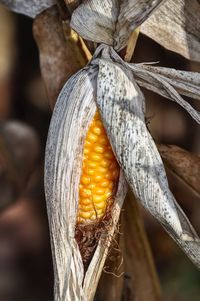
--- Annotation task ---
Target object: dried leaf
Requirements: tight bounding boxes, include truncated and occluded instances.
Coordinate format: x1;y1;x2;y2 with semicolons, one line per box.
160;151;200;234
139;65;200;100
33;6;87;109
126;63;200;124
0;0;55;18
71;0;165;51
114;0;165;50
141;0;200;62
71;0;200;62
164;165;200;210
158;144;200;196
104;47;200;124
71;0;118;47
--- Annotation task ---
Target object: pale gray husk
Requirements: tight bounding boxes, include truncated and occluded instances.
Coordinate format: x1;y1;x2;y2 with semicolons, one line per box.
101;46;200;125
135;65;200;101
94;48;200;268
45;62;127;300
0;0;55;17
125;64;200;124
71;0;118;46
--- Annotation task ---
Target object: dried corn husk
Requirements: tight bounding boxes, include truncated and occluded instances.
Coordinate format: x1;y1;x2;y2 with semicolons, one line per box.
0;0;55;17
101;47;200;124
71;0;200;61
3;0;200;64
124;64;200;124
158;144;200;196
45;64;127;300
95;47;200;268
134;65;200;101
141;0;200;62
71;0;118;47
114;0;165;50
45;44;200;301
71;0;165;51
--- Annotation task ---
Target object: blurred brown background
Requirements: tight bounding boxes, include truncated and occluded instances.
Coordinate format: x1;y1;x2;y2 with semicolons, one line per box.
0;4;200;301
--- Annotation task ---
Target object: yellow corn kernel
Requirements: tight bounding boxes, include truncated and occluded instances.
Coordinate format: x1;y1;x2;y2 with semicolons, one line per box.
92;194;107;203
90;153;103;162
92;126;103;135
100;159;111;168
79;188;92;198
80;198;92;205
93;174;104;183
105;171;113;180
94;201;106;210
100;179;110;188
84;148;90;155
81;175;90;185
95;166;108;174
87;132;98;143
84;140;92;148
87;160;98;168
77;111;120;223
87;169;95;176
93;145;105;153
79;211;92;219
93;187;105;195
79;204;94;212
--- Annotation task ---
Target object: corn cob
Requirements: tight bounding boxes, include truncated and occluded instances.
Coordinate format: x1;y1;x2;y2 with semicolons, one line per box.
77;111;120;224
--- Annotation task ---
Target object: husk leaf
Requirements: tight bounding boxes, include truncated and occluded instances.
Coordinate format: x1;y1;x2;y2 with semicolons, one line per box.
0;0;55;17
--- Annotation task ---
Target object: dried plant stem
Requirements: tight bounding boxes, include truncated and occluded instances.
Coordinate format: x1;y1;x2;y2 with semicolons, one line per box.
122;190;162;301
64;0;81;14
56;0;95;58
95;232;124;301
124;26;140;62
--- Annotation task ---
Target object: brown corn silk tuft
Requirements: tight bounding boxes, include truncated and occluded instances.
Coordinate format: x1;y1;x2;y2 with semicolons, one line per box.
75;111;120;270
